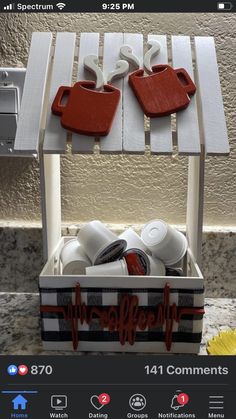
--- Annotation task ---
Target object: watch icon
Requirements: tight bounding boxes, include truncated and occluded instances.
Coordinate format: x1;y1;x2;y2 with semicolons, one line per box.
51;395;67;410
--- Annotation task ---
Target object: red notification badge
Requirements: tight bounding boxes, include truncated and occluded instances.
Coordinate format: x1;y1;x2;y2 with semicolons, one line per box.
177;393;189;406
98;393;111;406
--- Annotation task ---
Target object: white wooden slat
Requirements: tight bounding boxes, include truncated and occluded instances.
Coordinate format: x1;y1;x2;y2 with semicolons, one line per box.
194;37;229;155
72;33;100;154
122;33;145;154
43;33;76;153
148;35;173;155
14;32;52;153
172;36;201;155
100;33;124;153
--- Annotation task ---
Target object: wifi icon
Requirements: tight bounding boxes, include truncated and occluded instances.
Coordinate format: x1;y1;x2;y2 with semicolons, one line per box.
56;2;66;10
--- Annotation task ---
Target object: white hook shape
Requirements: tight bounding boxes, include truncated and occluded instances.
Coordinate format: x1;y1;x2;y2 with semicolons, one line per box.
119;45;140;69
107;60;129;84
84;55;104;90
143;40;161;74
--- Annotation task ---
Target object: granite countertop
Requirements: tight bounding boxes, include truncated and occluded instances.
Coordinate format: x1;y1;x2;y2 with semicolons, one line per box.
0;293;235;355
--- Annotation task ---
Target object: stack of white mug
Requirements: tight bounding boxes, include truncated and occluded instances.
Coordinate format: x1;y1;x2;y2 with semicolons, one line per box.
60;219;188;277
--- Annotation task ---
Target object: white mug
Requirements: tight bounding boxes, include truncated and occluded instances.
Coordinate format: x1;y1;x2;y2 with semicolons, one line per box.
141;219;188;266
86;259;128;276
60;239;91;275
78;220;127;265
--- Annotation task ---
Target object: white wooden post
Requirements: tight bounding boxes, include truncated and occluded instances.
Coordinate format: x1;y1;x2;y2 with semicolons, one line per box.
40;151;61;262
186;145;205;267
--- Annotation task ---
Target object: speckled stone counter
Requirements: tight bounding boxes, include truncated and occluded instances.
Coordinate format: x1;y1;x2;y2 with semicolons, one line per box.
0;293;235;355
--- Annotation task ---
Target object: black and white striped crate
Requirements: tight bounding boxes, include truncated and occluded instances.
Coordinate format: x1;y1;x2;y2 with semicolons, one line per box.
39;238;204;353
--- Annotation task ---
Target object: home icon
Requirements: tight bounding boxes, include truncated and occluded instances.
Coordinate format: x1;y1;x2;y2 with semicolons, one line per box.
12;394;28;410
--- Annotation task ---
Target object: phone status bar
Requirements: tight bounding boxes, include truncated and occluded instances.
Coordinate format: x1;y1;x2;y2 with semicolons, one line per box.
0;0;235;13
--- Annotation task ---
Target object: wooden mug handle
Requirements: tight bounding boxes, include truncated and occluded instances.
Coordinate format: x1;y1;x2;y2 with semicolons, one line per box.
51;86;71;115
175;68;196;95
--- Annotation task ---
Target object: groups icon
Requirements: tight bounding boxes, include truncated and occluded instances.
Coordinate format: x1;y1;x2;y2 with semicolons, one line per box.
129;394;147;411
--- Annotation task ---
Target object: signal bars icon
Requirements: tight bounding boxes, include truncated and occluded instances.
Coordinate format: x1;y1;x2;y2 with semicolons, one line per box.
4;3;14;10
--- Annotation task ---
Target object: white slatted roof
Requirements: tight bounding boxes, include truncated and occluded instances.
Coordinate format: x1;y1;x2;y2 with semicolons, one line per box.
14;32;229;156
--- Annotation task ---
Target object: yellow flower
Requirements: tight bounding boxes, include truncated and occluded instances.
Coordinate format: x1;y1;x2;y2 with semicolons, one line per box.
207;329;236;355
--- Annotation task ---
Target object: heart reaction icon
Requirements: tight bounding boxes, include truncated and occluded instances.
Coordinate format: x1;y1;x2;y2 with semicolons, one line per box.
90;393;110;410
18;365;28;376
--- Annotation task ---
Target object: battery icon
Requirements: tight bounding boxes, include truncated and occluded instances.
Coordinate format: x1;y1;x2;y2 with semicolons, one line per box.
217;2;233;10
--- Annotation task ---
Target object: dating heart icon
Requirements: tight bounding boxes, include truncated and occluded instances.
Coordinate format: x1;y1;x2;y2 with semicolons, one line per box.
90;395;103;410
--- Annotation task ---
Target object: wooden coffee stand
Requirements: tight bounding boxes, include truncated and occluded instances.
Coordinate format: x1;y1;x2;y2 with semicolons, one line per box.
12;32;229;353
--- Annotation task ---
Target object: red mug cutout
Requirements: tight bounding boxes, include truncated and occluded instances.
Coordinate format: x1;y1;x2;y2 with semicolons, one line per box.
129;64;196;117
52;81;120;136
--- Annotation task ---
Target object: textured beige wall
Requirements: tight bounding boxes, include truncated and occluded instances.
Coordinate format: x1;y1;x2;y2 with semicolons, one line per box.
0;13;235;226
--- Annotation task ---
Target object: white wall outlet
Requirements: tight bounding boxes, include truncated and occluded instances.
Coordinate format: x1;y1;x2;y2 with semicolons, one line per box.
0;68;26;156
